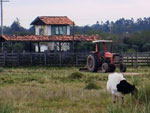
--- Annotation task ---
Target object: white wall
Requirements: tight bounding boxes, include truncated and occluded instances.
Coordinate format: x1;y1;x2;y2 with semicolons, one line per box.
35;43;48;52
35;42;70;52
67;26;70;35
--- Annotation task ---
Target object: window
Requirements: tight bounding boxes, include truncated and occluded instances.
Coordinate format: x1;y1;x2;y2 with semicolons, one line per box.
39;28;44;35
55;27;59;35
51;26;67;35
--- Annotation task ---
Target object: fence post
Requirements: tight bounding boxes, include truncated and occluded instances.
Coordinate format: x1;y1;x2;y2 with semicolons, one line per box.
147;53;149;65
131;53;134;66
4;51;7;66
76;53;78;67
59;52;62;66
125;53;129;63
148;53;150;65
18;53;20;66
44;52;47;66
135;52;138;68
30;53;33;66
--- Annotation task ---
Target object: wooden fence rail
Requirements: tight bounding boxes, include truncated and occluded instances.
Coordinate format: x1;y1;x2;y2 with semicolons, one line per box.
0;52;89;67
122;52;150;66
0;52;149;67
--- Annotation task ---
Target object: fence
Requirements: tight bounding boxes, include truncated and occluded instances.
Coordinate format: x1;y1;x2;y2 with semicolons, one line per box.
0;52;150;67
0;52;89;67
122;52;150;66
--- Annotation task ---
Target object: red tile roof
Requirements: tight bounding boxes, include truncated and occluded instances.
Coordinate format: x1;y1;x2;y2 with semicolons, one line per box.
1;35;101;42
31;16;74;25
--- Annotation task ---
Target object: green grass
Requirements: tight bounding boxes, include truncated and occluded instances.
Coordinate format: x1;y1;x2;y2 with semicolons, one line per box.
0;66;149;113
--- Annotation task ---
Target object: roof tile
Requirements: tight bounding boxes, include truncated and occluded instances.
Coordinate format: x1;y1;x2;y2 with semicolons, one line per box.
1;35;101;42
31;16;74;25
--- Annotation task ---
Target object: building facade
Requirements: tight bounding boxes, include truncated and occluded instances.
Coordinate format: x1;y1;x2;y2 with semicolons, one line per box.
31;16;74;52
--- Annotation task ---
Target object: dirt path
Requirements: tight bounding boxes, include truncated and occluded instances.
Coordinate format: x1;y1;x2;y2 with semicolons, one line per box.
123;72;143;76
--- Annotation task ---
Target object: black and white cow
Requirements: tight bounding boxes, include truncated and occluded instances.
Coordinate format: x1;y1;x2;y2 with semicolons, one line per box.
107;73;136;103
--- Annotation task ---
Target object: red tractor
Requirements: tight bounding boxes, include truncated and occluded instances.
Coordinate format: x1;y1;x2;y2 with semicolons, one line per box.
86;40;126;73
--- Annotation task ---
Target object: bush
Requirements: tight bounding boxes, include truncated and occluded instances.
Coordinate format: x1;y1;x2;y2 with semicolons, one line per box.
68;72;84;80
85;82;99;90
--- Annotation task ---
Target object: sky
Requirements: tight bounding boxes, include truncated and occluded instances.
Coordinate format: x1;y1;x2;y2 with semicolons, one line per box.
2;0;150;28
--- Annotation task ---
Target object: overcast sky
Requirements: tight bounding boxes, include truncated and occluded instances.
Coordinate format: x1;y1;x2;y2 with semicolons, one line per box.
3;0;150;28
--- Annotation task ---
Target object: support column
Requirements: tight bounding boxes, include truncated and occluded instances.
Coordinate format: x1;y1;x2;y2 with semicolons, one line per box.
72;22;75;52
59;42;61;52
38;42;41;53
29;42;32;52
10;42;13;53
1;42;3;52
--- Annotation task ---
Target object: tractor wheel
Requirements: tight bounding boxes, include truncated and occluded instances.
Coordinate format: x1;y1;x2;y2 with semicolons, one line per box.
109;64;116;72
101;63;109;73
87;54;99;72
120;64;126;72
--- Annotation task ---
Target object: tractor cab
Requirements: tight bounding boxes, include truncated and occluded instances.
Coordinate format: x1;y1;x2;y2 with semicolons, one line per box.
86;40;126;73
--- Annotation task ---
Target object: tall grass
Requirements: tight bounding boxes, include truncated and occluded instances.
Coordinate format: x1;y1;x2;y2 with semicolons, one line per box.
0;102;16;113
0;67;149;113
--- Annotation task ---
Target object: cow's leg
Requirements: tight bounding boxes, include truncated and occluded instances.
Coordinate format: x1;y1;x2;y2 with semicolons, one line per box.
112;95;117;104
121;97;124;104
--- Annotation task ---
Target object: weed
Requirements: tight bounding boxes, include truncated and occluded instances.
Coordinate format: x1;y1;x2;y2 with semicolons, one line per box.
135;83;150;103
131;76;139;86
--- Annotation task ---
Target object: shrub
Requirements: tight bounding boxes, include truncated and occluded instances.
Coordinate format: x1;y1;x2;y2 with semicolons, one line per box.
85;82;99;90
68;72;84;80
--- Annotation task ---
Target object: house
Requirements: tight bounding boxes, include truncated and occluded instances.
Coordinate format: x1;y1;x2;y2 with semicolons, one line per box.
30;16;74;52
0;16;101;53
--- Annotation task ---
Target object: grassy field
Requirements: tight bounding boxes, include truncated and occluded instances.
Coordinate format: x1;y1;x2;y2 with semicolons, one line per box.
0;66;150;113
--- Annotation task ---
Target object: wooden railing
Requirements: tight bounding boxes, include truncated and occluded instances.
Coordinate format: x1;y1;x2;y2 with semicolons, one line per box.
122;52;150;67
0;52;89;67
0;52;149;67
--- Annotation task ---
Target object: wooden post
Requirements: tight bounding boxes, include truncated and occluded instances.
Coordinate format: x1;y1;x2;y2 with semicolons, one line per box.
38;42;40;53
44;52;47;66
146;53;149;65
29;42;32;52
131;53;133;66
4;51;7;66
10;42;12;53
59;42;62;66
147;52;150;65
59;52;62;66
127;53;128;65
75;53;78;67
72;22;75;52
59;42;61;52
1;42;4;52
135;52;138;68
17;53;20;66
30;53;33;66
